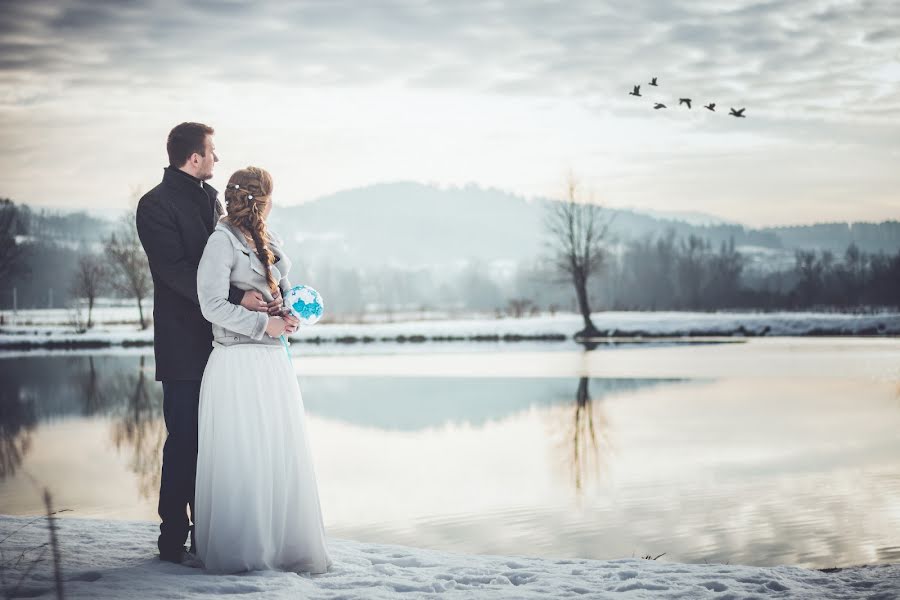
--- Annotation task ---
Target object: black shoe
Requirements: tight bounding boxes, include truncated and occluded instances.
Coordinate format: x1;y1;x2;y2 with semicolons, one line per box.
159;547;203;568
159;545;187;563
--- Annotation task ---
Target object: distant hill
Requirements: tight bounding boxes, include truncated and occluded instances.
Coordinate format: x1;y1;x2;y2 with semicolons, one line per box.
272;182;900;269
622;207;739;227
11;182;900;269
6;187;898;311
13;203;115;246
274;182;543;268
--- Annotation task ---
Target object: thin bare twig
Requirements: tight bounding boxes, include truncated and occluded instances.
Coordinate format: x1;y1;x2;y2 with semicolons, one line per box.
43;491;64;600
0;510;71;546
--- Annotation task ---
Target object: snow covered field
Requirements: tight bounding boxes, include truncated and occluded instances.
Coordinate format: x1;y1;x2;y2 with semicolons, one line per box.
1;310;898;349
1;515;897;599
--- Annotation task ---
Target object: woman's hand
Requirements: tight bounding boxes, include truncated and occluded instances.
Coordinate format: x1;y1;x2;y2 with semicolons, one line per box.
241;290;269;312
266;289;284;315
283;313;300;334
265;316;287;337
242;289;283;314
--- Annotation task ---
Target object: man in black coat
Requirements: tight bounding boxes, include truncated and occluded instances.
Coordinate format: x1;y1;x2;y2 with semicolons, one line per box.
136;122;280;565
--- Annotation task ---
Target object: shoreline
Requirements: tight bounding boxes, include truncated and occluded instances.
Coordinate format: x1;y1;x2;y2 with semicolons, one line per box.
1;515;897;599
2;310;899;350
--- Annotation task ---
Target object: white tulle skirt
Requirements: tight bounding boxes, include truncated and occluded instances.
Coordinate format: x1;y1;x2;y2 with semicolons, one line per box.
194;344;332;574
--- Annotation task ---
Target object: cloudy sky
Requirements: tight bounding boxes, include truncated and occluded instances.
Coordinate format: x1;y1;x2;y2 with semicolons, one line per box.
1;0;899;226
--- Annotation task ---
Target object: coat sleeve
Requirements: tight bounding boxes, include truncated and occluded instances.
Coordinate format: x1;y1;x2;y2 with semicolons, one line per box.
197;231;269;340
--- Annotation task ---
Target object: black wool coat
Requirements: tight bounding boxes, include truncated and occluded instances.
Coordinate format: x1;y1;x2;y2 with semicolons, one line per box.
136;167;243;381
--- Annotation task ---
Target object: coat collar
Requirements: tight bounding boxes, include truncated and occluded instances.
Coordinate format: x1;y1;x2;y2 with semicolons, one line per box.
215;219;290;281
215;219;284;253
162;166;219;199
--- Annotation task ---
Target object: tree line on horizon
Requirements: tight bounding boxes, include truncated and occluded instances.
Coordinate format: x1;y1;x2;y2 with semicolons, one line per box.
590;232;900;311
537;177;900;338
1;198;149;329
1;197;899;325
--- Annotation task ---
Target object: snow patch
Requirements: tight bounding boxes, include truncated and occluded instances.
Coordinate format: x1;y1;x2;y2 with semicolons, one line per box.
1;515;897;599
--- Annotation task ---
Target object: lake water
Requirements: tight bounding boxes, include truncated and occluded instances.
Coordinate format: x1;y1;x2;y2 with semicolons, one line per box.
1;338;899;569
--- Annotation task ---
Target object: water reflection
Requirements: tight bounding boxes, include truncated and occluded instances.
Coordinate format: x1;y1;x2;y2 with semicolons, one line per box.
0;386;35;479
0;355;166;500
78;356;104;415
567;377;610;495
299;375;676;431
2;344;899;569
546;376;613;496
108;357;164;500
0;353;676;504
554;349;615;495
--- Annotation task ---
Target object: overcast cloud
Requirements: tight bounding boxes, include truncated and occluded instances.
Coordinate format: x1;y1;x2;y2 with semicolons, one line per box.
1;0;898;225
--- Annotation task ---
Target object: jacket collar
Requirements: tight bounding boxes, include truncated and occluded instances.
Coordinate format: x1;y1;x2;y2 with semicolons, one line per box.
215;219;283;253
215;219;289;279
162;166;219;198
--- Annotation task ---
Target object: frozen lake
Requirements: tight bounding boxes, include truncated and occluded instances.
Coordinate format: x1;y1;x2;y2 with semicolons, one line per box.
1;338;899;569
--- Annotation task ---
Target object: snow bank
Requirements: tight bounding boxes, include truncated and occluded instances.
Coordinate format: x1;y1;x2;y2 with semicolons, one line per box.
291;311;900;341
1;311;898;350
1;516;897;599
0;327;154;349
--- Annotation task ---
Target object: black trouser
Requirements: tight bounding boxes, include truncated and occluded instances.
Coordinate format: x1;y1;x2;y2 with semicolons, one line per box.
158;380;201;557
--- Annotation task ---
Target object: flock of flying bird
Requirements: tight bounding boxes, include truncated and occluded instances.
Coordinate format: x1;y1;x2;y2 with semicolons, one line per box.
630;77;746;118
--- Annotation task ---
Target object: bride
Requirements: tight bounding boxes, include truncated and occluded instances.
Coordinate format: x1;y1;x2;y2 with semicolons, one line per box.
194;166;332;574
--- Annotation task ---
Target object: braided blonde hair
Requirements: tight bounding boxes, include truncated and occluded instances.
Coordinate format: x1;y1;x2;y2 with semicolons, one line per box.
223;166;278;295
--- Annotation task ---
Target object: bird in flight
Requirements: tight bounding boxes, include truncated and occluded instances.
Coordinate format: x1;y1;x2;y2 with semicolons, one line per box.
649;77;658;86
653;103;666;109
679;98;692;109
704;103;716;111
729;107;746;118
629;85;642;97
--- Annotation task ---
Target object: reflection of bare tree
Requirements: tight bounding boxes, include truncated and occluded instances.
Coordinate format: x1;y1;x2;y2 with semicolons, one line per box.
568;377;611;494
110;356;165;499
0;388;36;479
78;356;105;416
547;368;613;497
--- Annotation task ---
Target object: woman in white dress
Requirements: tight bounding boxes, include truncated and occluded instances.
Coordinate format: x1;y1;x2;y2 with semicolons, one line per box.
194;166;332;574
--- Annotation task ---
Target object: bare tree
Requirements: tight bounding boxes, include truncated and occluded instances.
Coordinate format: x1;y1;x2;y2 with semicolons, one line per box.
506;298;533;318
106;215;152;329
543;175;613;339
70;252;106;329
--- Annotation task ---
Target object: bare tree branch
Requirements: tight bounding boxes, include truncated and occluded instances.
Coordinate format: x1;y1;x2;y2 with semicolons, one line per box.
106;215;152;329
70;253;106;329
542;174;612;338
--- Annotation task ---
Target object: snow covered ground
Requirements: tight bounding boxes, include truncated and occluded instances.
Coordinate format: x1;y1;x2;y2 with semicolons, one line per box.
1;516;897;599
0;305;149;326
1;311;898;349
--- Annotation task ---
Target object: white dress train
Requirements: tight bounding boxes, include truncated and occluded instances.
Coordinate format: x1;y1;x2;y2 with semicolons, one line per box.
194;344;332;574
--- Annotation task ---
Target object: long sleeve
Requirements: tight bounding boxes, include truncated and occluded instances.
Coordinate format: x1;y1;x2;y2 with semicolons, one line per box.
197;231;269;340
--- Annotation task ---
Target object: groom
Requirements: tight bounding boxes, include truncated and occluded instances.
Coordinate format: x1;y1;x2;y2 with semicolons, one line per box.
136;122;281;565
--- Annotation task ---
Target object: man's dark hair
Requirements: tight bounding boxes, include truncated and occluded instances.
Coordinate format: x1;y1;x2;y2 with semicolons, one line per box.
167;122;214;167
